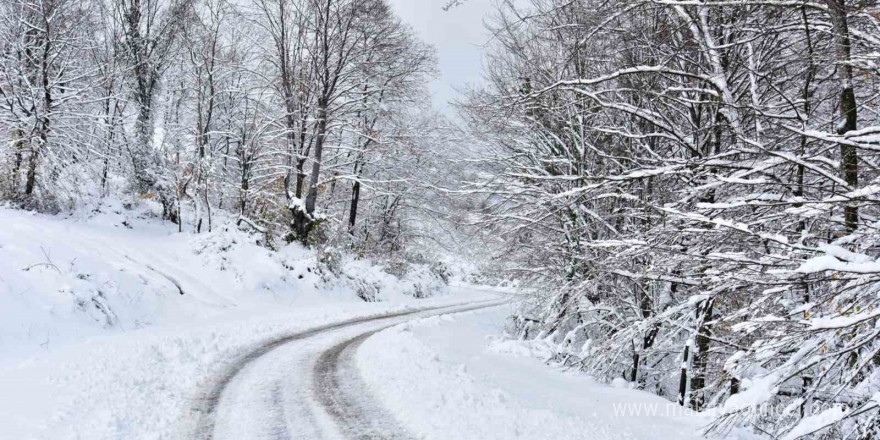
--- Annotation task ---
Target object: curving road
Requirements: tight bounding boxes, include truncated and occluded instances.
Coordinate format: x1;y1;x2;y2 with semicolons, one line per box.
190;299;505;440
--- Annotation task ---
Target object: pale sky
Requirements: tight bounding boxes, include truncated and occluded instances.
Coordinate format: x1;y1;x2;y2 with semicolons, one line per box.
386;0;496;115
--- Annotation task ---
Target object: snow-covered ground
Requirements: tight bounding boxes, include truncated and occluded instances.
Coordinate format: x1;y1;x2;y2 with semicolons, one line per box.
0;203;724;440
0;201;477;439
0;289;498;440
0;200;448;363
357;305;711;440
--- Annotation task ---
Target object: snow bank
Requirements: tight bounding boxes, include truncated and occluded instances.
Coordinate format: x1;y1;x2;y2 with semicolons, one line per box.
357;307;708;440
0;201;450;363
486;334;555;358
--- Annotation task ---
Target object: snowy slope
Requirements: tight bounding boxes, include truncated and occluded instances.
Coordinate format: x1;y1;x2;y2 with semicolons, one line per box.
0;200;446;363
357;306;711;440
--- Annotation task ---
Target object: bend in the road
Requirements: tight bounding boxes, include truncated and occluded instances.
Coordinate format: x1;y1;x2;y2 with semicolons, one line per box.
190;298;506;440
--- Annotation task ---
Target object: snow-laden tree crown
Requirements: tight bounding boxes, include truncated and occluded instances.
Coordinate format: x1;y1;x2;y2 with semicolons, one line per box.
458;0;880;438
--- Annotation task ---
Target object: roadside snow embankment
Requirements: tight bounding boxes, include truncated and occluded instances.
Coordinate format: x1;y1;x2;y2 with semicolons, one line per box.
357;306;709;440
0;201;448;363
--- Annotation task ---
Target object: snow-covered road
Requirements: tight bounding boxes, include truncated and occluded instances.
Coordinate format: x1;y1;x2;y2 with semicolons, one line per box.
0;285;711;440
193;300;507;440
0;286;499;440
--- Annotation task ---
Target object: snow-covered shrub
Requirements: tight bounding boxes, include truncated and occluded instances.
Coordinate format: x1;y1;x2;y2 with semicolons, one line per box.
429;261;452;285
315;244;344;275
189;218;449;304
191;224;262;273
400;263;448;299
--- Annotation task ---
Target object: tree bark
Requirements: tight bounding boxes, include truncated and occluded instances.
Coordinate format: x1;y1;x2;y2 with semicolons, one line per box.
631;285;657;385
825;0;859;231
689;299;714;411
24;125;45;196
348;179;360;235
10;129;24;194
678;341;690;406
294;97;328;243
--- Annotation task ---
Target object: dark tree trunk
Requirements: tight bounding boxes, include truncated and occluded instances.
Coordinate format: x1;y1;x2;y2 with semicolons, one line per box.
631;284;657;385
295;157;307;198
26;119;49;196
348;179;361;235
690;299;714;411
794;6;815;230
294;98;328;243
304;99;327;215
825;0;859;231
25;27;54;197
10;129;24;194
24;139;40;196
678;342;690;406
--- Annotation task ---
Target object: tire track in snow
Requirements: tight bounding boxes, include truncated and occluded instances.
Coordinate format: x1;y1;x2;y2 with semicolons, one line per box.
268;385;293;440
312;301;508;440
313;329;411;440
190;299;505;440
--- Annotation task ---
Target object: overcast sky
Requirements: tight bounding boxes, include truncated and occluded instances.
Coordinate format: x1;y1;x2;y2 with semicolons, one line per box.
386;0;496;115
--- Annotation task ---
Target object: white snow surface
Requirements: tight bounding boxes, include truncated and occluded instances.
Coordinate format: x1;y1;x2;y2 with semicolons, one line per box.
0;200;446;362
0;202;729;440
781;404;850;440
0;200;485;439
357;306;710;440
0;293;494;440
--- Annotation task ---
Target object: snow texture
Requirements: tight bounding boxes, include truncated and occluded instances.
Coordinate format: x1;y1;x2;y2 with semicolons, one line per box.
357;306;709;440
0;201;478;439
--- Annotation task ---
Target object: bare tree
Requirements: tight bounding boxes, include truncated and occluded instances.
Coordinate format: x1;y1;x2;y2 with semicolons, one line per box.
0;0;96;203
112;0;194;207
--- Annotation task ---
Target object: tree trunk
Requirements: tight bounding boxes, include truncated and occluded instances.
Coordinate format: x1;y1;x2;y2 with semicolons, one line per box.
25;32;55;198
24;140;39;196
204;181;212;233
631;284;657;385
294;97;328;243
10;129;24;194
304;99;327;215
295;157;307;198
25;120;49;196
678;341;691;406
348;179;361;235
240;156;250;218
690;299;714;411
132;102;156;192
825;0;859;231
794;6;815;230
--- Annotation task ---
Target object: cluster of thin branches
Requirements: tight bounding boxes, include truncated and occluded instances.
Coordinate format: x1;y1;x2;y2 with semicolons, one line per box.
0;0;459;260
464;0;880;438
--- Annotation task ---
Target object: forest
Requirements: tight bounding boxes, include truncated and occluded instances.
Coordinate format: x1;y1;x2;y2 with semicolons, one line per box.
0;0;470;258
464;0;880;438
4;0;880;438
